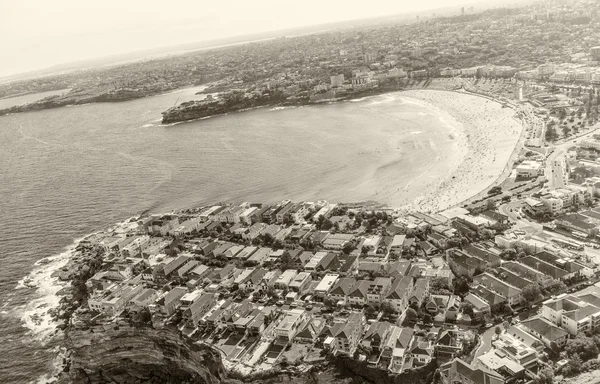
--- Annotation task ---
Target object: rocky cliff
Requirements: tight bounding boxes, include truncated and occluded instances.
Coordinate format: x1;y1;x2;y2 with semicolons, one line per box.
61;324;233;384
59;322;433;384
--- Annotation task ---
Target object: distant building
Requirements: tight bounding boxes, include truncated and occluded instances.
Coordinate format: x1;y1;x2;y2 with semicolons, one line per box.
363;53;376;64
330;74;345;87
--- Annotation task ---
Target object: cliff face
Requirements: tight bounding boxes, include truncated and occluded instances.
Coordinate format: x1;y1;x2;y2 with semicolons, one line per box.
63;324;232;384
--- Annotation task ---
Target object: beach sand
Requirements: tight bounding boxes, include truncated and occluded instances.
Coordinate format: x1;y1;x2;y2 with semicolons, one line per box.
393;90;523;213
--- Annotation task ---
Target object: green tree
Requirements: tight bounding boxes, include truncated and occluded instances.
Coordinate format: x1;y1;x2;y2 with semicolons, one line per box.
381;301;397;315
566;333;599;361
405;308;418;323
521;283;542;304
533;367;554;384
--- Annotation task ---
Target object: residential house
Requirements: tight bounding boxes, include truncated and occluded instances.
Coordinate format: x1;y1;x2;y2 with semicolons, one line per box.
183;293;217;325
383;326;414;373
152;286;187;316
477;350;525;380
314;274;340;298
384;276;414;313
348;280;372;306
366;277;392;305
130;288;159;309
474;273;522;307
289;272;312;293
464;293;491;319
435;329;464;363
492;333;538;370
409;337;434;366
330;277;357;305
247;247;271;264
408;278;429;308
235;246;258;260
274;309;307;344
274;269;298;290
322;233;354;250
390;234;407;253
305;251;329;271
439;358;505;384
331;312;365;355
518;317;569;349
295;318;326;344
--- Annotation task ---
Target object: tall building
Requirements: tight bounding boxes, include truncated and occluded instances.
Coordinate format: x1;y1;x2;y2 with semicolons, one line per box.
591;47;600;60
363;53;375;64
330;74;344;88
461;7;465;16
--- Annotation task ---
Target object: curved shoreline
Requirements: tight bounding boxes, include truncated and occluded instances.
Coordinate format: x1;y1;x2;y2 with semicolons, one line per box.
392;89;524;213
161;87;524;214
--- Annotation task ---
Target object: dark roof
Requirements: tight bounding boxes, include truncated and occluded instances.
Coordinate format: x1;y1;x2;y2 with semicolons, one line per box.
330;277;357;296
497;267;534;290
520;318;568;342
521;256;568;279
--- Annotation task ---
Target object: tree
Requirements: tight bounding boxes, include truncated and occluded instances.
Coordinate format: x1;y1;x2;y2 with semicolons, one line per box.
381;301;397;315
563;354;582;377
566;333;600;361
422;313;433;324
494;326;502;337
522;283;542;304
461;302;474;317
405;308;418;323
430;277;452;295
342;242;355;255
323;296;337;309
559;108;567;120
545;126;558;142
500;248;517;261
129;307;152;327
453;276;471;296
533;367;554;384
488;186;502;195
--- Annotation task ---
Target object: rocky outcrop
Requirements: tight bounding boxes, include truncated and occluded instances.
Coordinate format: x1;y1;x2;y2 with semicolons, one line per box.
62;324;233;384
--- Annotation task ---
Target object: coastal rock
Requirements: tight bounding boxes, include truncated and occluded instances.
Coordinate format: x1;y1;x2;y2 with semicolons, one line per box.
62;324;232;384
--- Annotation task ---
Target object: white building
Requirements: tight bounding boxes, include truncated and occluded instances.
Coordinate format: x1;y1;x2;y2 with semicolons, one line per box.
314;274;339;297
516;160;543;178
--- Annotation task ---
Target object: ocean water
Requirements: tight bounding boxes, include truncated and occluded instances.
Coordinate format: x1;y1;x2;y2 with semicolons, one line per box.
0;88;458;383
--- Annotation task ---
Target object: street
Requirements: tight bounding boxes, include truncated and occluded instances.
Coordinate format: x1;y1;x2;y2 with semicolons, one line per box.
473;326;497;362
544;126;600;188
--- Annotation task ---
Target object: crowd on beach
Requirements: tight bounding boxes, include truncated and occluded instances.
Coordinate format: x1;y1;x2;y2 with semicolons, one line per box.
399;90;524;214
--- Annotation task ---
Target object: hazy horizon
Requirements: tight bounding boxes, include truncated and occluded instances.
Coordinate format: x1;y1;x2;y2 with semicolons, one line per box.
1;0;483;78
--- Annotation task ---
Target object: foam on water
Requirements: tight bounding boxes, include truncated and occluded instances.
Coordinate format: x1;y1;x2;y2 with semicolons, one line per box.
16;235;88;343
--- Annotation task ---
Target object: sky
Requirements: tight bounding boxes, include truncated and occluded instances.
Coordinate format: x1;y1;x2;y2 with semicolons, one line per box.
0;0;475;78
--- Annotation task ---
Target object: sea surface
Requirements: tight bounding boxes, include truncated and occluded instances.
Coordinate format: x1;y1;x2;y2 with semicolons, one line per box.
0;87;459;383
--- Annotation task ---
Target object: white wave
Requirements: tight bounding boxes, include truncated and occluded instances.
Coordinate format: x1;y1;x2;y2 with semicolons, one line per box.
17;237;86;342
140;123;157;128
348;97;369;102
410;131;422;135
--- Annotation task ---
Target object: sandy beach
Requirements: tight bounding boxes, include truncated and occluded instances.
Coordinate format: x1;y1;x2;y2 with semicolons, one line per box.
395;89;524;213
